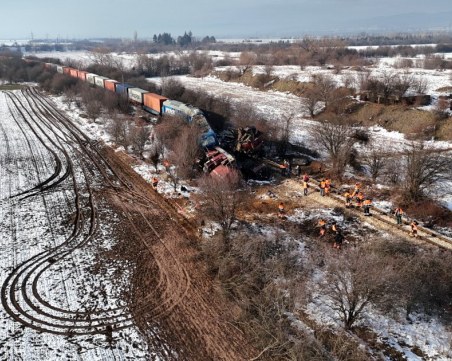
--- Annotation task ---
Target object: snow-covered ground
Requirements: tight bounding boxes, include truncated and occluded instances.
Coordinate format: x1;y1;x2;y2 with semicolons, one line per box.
0;91;155;360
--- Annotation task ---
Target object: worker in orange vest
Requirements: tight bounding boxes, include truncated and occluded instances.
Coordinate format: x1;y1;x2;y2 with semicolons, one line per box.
325;178;331;195
319;180;326;196
303;180;309;196
410;221;418;237
331;221;338;234
356;192;364;208
318;219;326;237
333;230;344;250
344;191;352;208
351;182;361;197
151;177;159;190
394;207;404;225
278;202;285;218
363;198;372;216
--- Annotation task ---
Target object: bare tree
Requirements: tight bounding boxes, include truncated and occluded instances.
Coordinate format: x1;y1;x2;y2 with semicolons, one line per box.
239;51;256;75
309;119;357;179
363;70;413;104
411;75;429;94
197;170;244;248
107;113;129;147
401;143;452;201
161;77;185;99
166;162;180;192
276;112;295;157
168;124;202;179
85;99;102;122
434;98;450;120
149;139;164;171
321;248;394;330
361;143;386;182
154;115;186;144
311;73;337;109
130;124;151;159
64;87;77;109
301;88;322;117
383;157;402;185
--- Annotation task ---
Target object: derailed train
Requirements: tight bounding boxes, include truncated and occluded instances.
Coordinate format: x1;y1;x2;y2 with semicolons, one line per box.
43;62;218;149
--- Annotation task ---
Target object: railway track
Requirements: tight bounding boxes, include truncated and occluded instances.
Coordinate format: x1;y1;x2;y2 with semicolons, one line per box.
1;90;135;336
284;178;452;250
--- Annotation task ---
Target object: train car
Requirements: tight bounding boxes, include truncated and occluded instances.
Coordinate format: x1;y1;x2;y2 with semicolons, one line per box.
94;76;109;88
115;83;134;96
127;87;148;104
86;73;98;85
162;100;201;121
56;65;65;74
63;67;72;76
143;93;167;115
77;70;88;81
104;79;118;92
44;62;55;70
69;68;78;78
162;100;218;148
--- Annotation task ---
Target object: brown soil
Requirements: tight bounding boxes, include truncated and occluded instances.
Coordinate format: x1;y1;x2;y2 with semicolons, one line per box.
98;146;257;360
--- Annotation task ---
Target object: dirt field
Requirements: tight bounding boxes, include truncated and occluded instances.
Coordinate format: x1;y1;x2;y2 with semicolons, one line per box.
0;89;255;360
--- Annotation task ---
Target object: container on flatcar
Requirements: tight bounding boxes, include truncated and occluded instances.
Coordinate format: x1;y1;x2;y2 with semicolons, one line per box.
86;73;98;85
69;68;78;78
115;83;134;96
44;63;57;70
63;67;71;75
94;76;109;88
162;100;217;148
104;79;118;92
56;65;65;74
77;70;88;81
162;99;201;121
128;88;148;104
143;93;167;115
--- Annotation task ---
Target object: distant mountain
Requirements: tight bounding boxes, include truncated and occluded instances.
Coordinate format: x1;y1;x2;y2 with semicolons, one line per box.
338;11;452;33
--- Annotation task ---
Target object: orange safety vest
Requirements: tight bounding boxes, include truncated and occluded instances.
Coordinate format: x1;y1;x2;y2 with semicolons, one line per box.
395;208;403;215
303;181;309;188
363;199;372;206
318;219;326;227
411;222;418;231
320;181;326;188
278;203;285;212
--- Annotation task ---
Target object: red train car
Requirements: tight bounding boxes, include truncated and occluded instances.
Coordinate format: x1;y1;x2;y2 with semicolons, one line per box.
77;70;87;81
104;79;118;92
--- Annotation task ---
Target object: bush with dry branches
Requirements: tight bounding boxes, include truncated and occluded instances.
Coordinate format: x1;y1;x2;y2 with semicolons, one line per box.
197;170;244;247
320;247;394;330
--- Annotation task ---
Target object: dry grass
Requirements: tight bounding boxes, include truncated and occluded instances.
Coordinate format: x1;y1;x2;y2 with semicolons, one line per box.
351;103;437;138
436;86;452;92
436;116;452;140
0;83;26;90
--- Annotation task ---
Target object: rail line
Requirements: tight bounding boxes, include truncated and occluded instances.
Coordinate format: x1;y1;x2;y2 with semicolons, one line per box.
289;177;452;250
1;88;193;342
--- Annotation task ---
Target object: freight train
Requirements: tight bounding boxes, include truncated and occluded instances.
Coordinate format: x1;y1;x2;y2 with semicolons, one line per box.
42;62;218;149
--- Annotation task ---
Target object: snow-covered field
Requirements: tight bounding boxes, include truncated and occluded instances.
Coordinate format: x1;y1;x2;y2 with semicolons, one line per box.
0;91;153;360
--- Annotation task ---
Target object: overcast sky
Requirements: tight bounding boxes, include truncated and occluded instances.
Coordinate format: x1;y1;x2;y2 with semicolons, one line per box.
1;0;451;40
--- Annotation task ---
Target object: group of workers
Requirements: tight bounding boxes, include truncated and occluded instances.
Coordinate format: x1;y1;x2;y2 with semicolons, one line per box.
276;172;422;245
343;183;373;216
318;219;345;249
